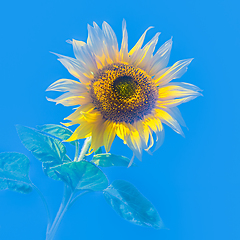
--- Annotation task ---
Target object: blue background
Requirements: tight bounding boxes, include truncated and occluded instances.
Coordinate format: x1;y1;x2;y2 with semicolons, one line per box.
0;0;239;239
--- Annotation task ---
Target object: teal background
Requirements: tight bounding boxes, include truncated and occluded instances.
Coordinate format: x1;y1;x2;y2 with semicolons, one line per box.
0;0;239;239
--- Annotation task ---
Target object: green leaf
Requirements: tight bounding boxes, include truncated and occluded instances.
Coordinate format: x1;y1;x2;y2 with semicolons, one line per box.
103;180;164;229
16;125;71;180
42;155;72;181
37;124;77;146
92;153;137;167
52;161;109;191
0;152;32;194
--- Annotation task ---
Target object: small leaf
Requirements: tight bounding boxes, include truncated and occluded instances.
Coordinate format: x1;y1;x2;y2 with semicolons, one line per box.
37;124;77;146
16;125;71;180
0;153;32;194
52;161;109;191
103;180;164;229
92;153;137;167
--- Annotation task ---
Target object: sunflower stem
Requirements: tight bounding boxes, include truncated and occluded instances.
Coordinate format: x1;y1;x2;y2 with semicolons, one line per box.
45;184;73;240
73;141;79;162
77;136;92;161
32;184;51;233
45;138;93;240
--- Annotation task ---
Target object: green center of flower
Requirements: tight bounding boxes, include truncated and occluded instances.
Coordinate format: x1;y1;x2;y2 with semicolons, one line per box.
113;76;136;99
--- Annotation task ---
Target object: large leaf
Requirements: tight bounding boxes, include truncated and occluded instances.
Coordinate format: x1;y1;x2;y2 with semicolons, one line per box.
37;124;77;146
103;180;164;229
0;152;32;193
92;153;137;167
52;161;109;191
16;125;71;180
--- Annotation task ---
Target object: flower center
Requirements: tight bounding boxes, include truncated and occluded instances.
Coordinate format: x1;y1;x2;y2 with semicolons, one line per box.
113;76;136;99
90;63;158;123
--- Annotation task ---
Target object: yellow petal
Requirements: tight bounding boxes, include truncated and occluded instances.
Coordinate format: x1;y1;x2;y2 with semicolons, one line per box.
156;96;197;108
129;26;153;56
135;121;150;149
66;121;93;142
90;118;107;152
115;122;130;143
126;123;142;160
65;104;94;121
81;110;102;123
154;59;193;86
103;121;116;152
155;109;184;136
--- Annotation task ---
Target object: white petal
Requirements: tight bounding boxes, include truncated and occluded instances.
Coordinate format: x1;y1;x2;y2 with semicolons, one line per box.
102;21;119;63
168;82;203;92
120;19;129;62
53;53;92;83
163;107;187;128
153;127;165;152
136;32;161;70
46;79;87;95
127;154;135;168
148;38;173;76
155;59;193;86
72;40;97;73
156;109;184;136
47;92;90;106
87;22;114;66
87;23;107;66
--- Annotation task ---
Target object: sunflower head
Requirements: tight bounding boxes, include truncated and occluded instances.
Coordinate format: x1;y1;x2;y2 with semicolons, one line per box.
46;20;202;165
90;63;158;124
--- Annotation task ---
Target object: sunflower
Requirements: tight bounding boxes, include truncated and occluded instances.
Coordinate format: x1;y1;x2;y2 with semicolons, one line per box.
47;20;202;166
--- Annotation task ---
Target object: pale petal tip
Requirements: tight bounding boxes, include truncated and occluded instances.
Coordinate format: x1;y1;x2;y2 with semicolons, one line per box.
46;97;60;105
66;39;72;44
49;51;63;60
127;154;135;168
